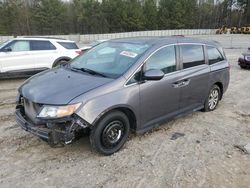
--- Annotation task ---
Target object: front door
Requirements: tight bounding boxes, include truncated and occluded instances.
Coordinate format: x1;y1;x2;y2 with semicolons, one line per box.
0;40;34;72
139;45;181;129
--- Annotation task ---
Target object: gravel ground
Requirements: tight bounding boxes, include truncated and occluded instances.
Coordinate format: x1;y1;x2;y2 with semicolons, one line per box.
0;42;250;187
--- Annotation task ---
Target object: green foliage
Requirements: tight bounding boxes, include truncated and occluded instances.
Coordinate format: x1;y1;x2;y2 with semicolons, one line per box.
143;0;158;30
33;0;66;34
0;0;249;35
0;0;27;35
237;0;250;25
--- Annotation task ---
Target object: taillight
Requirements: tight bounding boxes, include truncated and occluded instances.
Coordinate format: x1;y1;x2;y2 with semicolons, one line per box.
75;50;82;55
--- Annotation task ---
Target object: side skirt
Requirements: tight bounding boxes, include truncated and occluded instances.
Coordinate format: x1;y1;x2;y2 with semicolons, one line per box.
0;68;48;79
136;105;204;134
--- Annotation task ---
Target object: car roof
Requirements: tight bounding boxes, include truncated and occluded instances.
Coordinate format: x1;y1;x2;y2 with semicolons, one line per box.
12;37;75;43
110;36;221;47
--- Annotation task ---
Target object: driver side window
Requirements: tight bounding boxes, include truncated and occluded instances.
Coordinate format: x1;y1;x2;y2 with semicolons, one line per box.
145;45;176;74
5;40;30;52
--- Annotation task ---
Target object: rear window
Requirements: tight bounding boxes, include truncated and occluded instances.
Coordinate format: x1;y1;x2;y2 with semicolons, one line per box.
30;40;56;51
181;45;205;69
207;46;224;65
58;42;78;49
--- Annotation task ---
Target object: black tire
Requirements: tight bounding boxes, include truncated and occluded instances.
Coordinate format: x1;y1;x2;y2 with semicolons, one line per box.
53;59;69;67
240;65;247;69
89;111;130;155
203;85;221;112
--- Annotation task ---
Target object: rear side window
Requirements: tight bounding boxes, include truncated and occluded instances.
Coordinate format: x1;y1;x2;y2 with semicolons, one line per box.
146;45;176;74
58;42;78;49
207;46;224;65
30;40;56;51
181;45;205;69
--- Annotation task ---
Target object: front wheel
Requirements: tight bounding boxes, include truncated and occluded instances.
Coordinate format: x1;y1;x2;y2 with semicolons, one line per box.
89;111;130;155
204;85;221;112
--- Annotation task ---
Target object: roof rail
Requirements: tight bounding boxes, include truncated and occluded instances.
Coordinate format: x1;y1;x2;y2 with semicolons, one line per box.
22;36;67;40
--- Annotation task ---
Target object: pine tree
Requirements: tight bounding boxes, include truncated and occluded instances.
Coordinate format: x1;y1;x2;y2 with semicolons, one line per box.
143;0;158;30
33;0;66;35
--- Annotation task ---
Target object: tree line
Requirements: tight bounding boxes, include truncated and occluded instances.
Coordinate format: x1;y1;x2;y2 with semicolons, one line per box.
0;0;249;35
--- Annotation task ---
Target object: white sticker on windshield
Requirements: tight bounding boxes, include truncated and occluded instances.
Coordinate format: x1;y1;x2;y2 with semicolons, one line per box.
120;51;138;58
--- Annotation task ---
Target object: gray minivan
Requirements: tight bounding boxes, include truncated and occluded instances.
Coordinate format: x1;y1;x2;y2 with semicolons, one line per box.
16;37;230;155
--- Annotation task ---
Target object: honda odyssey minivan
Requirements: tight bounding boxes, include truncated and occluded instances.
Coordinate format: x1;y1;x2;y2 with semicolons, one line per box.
16;37;230;155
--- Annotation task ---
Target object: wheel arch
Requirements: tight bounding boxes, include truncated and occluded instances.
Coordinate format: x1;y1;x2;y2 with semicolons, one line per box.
52;56;71;67
92;105;138;132
214;82;223;100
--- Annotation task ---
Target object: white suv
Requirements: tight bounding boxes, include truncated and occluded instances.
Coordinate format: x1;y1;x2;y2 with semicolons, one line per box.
0;37;81;77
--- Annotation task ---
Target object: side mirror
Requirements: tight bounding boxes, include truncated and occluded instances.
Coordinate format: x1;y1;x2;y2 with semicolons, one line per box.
2;47;12;52
143;69;164;81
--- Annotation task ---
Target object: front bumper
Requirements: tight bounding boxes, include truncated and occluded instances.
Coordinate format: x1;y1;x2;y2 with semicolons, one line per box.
16;109;51;140
15;108;88;146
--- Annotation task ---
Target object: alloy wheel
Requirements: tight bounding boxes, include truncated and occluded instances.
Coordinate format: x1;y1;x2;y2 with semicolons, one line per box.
208;88;219;110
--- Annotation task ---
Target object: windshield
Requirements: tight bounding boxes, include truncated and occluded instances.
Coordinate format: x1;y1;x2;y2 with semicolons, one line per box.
70;42;150;78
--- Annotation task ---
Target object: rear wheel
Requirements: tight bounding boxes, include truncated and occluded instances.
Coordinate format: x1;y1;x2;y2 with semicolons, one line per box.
53;59;69;67
204;85;221;112
89;111;130;155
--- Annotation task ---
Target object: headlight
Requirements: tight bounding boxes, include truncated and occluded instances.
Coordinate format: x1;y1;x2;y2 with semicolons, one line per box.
37;103;82;119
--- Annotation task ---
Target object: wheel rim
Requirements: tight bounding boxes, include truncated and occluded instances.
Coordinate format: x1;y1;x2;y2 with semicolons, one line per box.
208;89;219;110
101;120;125;148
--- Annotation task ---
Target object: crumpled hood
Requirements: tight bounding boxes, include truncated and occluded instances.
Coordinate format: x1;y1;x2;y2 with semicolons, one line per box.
19;67;113;105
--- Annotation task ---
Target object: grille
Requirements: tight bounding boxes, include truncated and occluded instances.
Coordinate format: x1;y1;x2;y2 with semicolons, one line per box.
24;98;42;124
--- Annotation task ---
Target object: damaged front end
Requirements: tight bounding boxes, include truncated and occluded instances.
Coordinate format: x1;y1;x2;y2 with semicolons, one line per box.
15;95;90;146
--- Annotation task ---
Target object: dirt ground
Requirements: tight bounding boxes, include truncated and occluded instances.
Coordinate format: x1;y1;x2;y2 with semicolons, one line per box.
0;45;250;188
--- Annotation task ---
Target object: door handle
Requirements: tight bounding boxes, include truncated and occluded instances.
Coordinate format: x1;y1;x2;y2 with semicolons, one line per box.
172;79;190;88
181;79;190;86
172;82;182;88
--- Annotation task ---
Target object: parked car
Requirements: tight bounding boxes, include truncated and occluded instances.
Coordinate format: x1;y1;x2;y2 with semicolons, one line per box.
16;37;230;155
80;39;108;53
238;48;250;68
0;37;81;78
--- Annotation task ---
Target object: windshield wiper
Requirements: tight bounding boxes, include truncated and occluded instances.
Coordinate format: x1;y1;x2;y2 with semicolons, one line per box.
71;67;108;78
